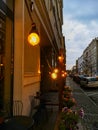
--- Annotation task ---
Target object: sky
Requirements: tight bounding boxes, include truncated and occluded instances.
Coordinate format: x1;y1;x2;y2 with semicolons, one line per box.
62;0;98;70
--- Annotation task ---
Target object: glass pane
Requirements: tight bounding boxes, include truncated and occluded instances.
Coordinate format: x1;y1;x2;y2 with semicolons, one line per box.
0;13;5;109
0;12;13;116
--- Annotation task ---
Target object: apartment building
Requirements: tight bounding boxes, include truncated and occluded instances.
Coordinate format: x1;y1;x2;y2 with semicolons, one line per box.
77;37;98;76
0;0;65;115
77;55;83;74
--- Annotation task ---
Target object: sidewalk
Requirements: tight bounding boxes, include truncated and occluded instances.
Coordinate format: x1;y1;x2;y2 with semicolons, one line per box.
65;77;86;130
33;91;59;130
66;77;98;130
33;78;88;130
45;90;85;130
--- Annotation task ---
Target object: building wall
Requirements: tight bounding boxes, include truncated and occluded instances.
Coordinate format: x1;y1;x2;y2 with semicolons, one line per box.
0;0;64;115
46;0;63;49
96;39;98;74
14;0;41;115
77;37;98;76
78;55;83;74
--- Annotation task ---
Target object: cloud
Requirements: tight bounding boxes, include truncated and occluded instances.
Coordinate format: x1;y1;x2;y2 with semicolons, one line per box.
63;0;98;22
63;0;98;70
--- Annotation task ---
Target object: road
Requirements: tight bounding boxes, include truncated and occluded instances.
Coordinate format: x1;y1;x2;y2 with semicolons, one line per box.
66;76;98;130
82;87;98;106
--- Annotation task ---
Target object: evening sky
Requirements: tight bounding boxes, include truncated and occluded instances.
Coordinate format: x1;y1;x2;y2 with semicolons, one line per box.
63;0;98;70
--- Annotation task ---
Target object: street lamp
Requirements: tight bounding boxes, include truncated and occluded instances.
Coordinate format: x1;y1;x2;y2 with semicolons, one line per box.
58;55;64;63
28;23;40;46
50;68;59;80
51;72;58;79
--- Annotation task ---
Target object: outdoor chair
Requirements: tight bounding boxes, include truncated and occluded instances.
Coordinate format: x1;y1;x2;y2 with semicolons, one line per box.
4;100;23;117
1;100;34;130
13;100;23;116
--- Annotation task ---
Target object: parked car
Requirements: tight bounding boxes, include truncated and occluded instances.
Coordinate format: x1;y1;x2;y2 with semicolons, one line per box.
80;77;98;88
73;74;88;84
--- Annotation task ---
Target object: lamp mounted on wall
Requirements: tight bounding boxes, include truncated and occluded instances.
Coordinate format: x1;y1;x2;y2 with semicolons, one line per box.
61;71;67;78
28;23;40;46
58;55;64;63
50;68;59;80
51;72;58;80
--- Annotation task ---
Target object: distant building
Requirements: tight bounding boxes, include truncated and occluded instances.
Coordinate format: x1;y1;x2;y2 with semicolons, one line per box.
77;55;83;74
71;65;76;75
77;37;98;76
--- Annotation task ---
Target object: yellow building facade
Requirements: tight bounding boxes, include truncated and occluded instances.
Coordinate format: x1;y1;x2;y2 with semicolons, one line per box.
0;0;65;115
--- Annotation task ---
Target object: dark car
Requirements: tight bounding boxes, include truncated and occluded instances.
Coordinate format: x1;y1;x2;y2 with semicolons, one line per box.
73;74;88;84
80;77;98;88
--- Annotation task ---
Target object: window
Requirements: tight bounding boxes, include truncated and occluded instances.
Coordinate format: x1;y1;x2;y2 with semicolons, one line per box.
0;1;14;111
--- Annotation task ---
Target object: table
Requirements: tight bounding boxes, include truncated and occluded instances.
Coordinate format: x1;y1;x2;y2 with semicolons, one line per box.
0;116;34;130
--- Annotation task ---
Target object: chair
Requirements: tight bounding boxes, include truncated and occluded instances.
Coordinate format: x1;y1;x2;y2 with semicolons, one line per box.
2;100;34;130
13;100;23;116
4;100;23;117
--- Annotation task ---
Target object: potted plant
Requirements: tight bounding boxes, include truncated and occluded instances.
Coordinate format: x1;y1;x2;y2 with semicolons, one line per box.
59;107;84;130
62;97;77;108
59;85;84;130
63;86;72;92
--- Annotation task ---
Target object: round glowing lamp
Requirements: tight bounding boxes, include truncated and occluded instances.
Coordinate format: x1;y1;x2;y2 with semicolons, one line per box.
58;56;64;62
61;73;65;77
51;72;57;79
54;68;59;73
61;71;67;78
28;32;40;46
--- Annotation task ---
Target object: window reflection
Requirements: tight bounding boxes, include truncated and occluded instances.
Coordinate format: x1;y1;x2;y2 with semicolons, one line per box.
0;12;5;109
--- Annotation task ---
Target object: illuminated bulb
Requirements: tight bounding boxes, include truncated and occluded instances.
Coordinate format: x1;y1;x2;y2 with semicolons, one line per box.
61;71;67;77
54;68;59;73
61;73;65;77
58;56;64;62
28;32;40;46
51;72;57;79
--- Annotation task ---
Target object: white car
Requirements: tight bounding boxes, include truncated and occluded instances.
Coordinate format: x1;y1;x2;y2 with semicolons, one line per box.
80;77;98;88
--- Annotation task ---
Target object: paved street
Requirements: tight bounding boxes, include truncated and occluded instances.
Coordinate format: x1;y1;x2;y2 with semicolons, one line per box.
82;87;98;106
66;77;98;130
